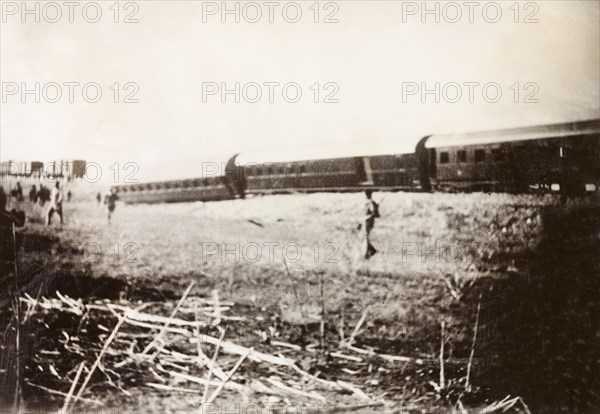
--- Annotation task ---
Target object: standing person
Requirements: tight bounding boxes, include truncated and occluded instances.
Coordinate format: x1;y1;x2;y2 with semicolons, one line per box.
96;192;102;205
14;182;23;202
0;185;6;211
362;190;380;259
105;189;118;224
67;190;72;202
46;181;64;226
38;185;49;207
29;184;38;203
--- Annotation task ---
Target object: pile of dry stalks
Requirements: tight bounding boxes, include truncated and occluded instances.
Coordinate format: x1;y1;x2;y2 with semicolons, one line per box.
12;281;531;413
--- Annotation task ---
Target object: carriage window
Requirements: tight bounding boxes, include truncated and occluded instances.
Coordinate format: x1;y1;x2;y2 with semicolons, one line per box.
492;149;504;161
440;152;450;164
457;150;467;163
474;150;486;162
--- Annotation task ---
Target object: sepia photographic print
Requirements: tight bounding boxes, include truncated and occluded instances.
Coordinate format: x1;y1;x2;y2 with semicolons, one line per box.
1;1;599;413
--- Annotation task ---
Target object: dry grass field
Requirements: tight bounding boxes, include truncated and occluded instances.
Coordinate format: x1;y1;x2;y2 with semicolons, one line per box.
2;178;599;413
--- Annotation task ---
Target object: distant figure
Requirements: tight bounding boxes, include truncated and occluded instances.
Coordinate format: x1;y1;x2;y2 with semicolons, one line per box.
11;182;23;202
29;185;38;203
105;189;118;224
0;185;6;211
362;190;380;259
46;181;64;226
67;190;72;202
38;185;51;207
96;192;102;205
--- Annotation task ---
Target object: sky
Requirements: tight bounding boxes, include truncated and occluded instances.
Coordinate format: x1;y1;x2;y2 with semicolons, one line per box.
1;0;599;179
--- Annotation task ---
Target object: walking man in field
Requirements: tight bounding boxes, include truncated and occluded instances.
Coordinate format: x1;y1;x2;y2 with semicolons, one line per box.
46;181;64;226
105;189;118;224
363;190;380;259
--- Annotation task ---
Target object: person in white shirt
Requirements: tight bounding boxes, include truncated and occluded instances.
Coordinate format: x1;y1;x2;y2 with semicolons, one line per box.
46;181;64;226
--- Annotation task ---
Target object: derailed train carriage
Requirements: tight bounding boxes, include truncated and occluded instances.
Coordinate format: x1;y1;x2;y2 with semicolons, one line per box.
417;119;600;194
112;119;600;204
113;155;244;204
236;148;419;195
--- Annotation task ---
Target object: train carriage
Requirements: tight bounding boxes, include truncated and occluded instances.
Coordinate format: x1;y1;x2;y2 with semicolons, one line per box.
113;155;242;204
419;119;600;194
235;145;420;195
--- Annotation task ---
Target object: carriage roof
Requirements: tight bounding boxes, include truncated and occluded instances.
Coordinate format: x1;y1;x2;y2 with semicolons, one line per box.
425;119;600;149
133;154;235;183
235;140;416;166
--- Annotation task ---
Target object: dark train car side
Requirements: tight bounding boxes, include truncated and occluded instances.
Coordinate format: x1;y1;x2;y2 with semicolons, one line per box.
236;151;420;195
417;120;600;194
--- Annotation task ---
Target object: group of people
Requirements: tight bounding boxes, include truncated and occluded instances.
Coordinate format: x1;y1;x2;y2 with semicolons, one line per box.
7;182;72;207
10;181;68;225
0;181;118;226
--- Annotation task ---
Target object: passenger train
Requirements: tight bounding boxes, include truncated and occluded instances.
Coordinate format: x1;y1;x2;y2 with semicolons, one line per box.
112;119;600;204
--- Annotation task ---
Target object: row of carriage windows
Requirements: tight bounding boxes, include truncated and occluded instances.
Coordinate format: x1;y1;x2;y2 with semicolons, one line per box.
125;179;212;191
250;164;327;176
249;160;408;177
439;149;505;164
440;146;566;165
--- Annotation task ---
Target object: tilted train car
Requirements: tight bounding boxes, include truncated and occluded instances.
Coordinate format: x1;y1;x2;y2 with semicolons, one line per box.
235;146;420;195
113;155;244;204
417;119;600;194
